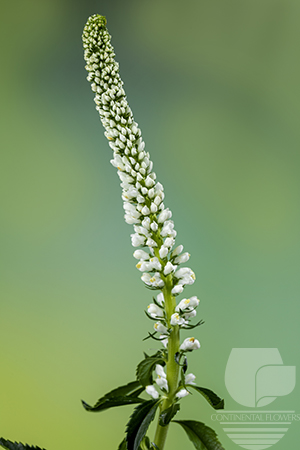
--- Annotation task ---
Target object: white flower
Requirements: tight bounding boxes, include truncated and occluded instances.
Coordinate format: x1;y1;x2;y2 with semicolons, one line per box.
141;205;150;215
136;260;152;272
175;267;192;278
157;292;164;306
154;195;163;206
147;303;164;318
171;285;184;295
155;364;167;378
187;296;200;308
164;237;175;248
155;364;168;392
175;268;196;285
149;257;162;271
159;246;169;259
170;313;187;326
131;233;145;247
180;337;201;351
156;376;168;392
142;271;165;287
154;322;168;334
133;250;149;260
150;221;158;232
134;225;150;236
155;182;164;194
145;175;155;187
160;335;168;348
176;296;200;312
171;245;183;257
146;238;157;248
161;220;175;237
141;273;152;285
125;214;140;224
185;373;196;385
148;188;155;198
142;217;151;229
146;385;159;399
157;208;172;224
176;389;189;398
183;309;197;319
163;261;176;276
174;252;190;264
150;203;158;213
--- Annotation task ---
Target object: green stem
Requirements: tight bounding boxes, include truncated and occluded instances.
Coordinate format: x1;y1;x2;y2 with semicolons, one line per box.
153;282;180;450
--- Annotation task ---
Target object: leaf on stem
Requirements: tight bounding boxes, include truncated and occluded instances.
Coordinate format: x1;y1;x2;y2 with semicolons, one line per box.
136;353;165;387
82;380;145;412
82;395;145;412
186;386;224;410
126;399;161;450
159;404;180;426
173;420;225;450
0;439;46;450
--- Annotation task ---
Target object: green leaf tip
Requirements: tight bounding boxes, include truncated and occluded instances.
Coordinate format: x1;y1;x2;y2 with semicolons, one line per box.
187;385;225;410
0;439;46;450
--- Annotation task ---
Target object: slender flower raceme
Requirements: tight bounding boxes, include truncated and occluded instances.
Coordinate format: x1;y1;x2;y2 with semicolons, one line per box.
81;14;225;450
0;13;226;450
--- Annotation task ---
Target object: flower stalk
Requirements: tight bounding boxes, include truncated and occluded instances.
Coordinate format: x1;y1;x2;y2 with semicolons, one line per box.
80;14;225;450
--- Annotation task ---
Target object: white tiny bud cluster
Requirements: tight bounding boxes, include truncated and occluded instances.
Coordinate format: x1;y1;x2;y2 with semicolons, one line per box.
83;15;201;354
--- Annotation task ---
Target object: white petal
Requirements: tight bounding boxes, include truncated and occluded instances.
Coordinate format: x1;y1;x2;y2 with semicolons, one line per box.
171;245;184;257
176;389;189;398
157;292;165;306
185;373;196;385
155;364;167;378
159;246;169;259
145;385;159;399
133;250;149;260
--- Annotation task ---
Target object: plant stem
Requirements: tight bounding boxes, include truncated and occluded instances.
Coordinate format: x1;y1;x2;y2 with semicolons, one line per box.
153;282;180;450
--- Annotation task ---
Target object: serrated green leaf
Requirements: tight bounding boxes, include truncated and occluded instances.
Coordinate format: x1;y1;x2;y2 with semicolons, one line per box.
187;386;224;410
0;439;46;450
82;395;145;412
173;420;225;450
82;380;145;412
136;354;165;387
126;399;160;450
159;403;180;426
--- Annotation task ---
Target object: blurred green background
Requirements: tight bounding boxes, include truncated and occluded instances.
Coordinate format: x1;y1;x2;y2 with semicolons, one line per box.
1;1;299;449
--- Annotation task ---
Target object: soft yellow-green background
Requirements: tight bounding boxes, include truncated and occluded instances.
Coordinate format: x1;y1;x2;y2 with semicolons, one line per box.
1;1;299;449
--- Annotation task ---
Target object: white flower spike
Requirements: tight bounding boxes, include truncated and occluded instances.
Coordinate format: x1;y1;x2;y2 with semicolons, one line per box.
83;14;197;299
81;16;216;450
